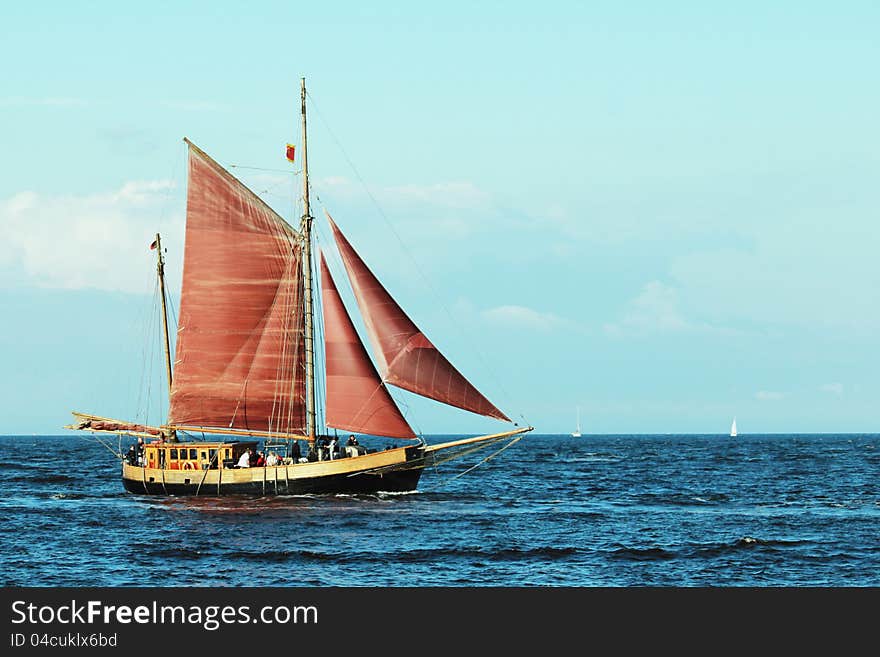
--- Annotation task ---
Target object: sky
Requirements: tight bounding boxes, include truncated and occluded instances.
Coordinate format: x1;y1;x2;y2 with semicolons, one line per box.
1;1;878;435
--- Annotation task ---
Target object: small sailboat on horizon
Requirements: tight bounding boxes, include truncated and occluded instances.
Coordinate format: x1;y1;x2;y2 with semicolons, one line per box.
730;417;737;437
571;407;582;437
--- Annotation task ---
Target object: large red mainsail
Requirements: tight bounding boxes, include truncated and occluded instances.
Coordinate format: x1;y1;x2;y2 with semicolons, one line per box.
320;254;416;439
326;213;510;422
168;141;307;433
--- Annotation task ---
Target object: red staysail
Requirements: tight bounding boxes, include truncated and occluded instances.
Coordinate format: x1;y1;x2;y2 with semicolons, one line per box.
320;254;416;439
326;213;510;422
168;141;307;433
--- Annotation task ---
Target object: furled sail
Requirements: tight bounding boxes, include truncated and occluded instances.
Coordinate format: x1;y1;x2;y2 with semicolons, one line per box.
320;254;416;439
168;140;307;433
326;213;510;422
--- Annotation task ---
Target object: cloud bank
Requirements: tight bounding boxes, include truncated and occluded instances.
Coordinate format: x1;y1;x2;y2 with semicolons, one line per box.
0;181;183;294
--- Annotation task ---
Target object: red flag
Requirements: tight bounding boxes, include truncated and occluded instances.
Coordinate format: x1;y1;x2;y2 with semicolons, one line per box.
286;143;295;162
150;239;158;250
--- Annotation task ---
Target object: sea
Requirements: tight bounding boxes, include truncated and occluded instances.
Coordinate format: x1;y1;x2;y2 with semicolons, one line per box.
2;433;878;587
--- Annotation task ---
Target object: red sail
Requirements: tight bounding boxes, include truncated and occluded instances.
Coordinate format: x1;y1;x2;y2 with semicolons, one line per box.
321;254;416;439
168;141;307;433
326;214;510;422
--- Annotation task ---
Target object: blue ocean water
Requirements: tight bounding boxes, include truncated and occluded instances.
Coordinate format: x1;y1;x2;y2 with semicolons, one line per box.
1;433;878;586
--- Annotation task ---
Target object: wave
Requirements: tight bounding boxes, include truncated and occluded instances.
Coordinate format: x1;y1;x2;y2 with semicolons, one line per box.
145;547;209;560
630;491;731;506
687;536;812;558
49;492;120;500
0;462;45;472
35;475;80;484
608;546;674;561
734;536;809;548
212;545;581;565
607;536;811;562
561;455;624;464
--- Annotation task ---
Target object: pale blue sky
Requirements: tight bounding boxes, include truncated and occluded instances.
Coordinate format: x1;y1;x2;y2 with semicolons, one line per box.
1;2;877;435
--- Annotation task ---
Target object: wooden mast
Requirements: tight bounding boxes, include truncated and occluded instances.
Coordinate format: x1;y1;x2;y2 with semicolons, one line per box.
154;232;176;441
300;77;317;444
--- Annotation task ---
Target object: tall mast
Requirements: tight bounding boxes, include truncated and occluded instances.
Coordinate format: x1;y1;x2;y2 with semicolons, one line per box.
300;77;317;443
155;232;176;440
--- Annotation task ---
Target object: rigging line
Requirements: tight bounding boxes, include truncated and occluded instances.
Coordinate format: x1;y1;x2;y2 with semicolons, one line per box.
135;276;155;423
272;250;301;437
312;221;421;438
311;235;327;434
279;269;297;436
305;164;523;426
427;436;511;468
149;138;183;426
157;139;184;228
296;251;308;434
84;434;125;460
267;256;294;436
271;252;294;434
143;277;161;426
424;436;522;490
159;257;178;423
226;231;300;428
278;193;304;436
230;165;299;174
254;176;295;198
310;231;331;436
288;258;305;435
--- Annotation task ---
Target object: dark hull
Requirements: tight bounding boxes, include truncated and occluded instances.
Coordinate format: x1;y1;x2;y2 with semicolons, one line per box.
122;465;424;496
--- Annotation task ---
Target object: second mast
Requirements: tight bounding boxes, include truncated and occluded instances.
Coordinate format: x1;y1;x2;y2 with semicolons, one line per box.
299;77;318;443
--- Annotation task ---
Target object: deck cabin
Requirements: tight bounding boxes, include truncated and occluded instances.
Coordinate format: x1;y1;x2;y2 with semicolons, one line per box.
142;440;257;470
131;436;371;472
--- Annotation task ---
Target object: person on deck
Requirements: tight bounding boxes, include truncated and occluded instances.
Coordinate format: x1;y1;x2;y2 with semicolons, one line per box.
136;437;146;465
255;451;266;467
345;434;362;457
290;440;302;463
266;452;278;467
237;449;252;468
329;437;338;460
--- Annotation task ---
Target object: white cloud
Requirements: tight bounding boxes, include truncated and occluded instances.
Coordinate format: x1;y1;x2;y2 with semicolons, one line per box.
820;382;844;396
0;182;183;293
482;304;567;331
603;281;690;336
308;176;531;284
604;280;743;337
755;390;785;401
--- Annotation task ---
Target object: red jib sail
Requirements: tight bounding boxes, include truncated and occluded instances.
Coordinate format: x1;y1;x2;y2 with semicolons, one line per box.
168;141;307;433
320;254;416;439
326;213;510;422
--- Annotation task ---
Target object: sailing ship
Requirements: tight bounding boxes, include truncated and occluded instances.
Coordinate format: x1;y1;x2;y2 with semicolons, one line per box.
730;417;737;437
571;407;582;437
66;79;532;496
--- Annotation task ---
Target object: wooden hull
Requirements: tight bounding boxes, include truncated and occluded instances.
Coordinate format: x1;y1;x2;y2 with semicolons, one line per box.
121;444;426;496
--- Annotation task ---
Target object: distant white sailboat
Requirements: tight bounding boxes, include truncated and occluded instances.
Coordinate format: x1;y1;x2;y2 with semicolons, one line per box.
572;407;582;437
730;417;737;437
